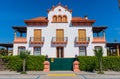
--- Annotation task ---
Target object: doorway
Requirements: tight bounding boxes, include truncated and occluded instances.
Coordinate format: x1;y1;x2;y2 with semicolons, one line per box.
56;47;64;58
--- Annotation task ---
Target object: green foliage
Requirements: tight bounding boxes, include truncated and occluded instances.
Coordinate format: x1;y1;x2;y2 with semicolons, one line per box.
19;50;30;60
78;56;96;72
94;48;103;62
2;56;45;71
3;56;22;71
94;48;103;73
78;56;120;71
27;56;45;70
0;48;7;56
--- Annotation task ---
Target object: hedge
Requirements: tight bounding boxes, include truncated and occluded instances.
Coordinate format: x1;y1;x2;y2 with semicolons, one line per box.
78;56;120;71
2;56;45;71
2;56;120;71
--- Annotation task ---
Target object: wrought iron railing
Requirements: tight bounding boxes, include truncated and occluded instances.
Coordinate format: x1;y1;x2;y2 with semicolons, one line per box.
30;37;44;42
75;37;90;42
52;37;68;43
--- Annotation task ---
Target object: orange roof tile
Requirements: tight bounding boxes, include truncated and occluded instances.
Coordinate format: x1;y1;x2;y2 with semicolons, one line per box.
72;17;96;23
24;17;48;23
72;17;87;21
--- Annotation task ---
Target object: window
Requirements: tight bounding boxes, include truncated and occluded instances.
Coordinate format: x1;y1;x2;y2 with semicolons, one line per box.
79;46;86;56
62;15;67;22
52;15;57;22
18;46;25;55
94;46;102;51
58;15;62;22
34;47;41;55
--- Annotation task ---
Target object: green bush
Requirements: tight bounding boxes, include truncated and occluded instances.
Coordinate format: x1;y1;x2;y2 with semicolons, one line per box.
78;56;120;71
2;56;45;71
3;56;22;71
27;56;45;70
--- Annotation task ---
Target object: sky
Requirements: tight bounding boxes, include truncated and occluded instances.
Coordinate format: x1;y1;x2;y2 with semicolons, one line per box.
0;0;120;43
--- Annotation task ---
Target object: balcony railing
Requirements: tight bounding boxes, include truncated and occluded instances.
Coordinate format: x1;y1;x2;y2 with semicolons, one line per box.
52;37;68;44
75;37;90;44
14;37;27;43
30;37;44;44
92;37;106;43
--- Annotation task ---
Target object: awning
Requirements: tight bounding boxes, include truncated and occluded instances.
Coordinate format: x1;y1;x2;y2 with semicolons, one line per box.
12;26;26;33
93;26;107;33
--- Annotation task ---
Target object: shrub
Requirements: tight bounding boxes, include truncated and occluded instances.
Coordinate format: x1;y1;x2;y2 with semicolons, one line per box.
2;55;45;71
3;56;22;71
78;56;96;71
78;56;120;71
26;56;45;70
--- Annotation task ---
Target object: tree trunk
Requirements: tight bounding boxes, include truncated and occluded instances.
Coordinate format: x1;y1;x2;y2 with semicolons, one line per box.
100;59;102;73
23;59;26;72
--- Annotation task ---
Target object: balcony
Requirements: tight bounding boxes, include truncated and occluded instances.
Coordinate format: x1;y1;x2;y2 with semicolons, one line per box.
52;37;68;44
92;37;106;43
14;37;27;43
30;37;44;44
75;37;90;44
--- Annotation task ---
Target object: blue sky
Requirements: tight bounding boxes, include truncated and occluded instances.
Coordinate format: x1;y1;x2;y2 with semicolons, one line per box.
0;0;120;43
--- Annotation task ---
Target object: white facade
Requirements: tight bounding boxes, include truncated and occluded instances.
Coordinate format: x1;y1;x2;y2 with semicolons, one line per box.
13;4;107;57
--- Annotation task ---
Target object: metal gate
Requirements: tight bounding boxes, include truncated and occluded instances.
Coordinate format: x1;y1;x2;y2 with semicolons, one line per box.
48;58;75;71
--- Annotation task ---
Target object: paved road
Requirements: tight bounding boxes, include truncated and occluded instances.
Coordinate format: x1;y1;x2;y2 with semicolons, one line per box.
0;71;120;79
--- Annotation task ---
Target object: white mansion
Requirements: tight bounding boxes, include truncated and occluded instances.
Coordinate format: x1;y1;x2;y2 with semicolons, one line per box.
12;3;107;58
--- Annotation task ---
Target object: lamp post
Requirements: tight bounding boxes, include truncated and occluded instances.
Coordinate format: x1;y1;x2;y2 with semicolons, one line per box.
45;54;48;61
75;54;78;61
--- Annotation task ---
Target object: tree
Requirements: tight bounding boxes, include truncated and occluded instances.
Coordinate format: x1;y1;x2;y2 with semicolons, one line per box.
0;48;7;56
19;50;30;74
94;48;104;74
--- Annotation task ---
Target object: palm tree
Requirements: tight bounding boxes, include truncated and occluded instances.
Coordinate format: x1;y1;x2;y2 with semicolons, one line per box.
94;48;104;74
19;50;30;73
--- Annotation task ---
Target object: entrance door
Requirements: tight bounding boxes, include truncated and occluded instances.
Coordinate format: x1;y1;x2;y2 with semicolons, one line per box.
34;29;42;41
78;29;86;41
56;47;64;58
56;29;64;42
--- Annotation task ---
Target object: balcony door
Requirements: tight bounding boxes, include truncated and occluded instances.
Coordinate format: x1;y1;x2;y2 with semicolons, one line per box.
56;47;64;58
78;29;86;41
34;29;42;41
56;29;64;42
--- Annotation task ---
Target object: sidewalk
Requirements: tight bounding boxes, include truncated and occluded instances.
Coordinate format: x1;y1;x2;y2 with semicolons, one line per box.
0;70;120;79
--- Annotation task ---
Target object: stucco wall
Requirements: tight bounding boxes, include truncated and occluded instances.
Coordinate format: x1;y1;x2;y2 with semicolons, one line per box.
13;6;107;57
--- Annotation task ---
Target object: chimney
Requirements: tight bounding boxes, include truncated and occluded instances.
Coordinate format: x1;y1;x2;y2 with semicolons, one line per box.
84;15;88;20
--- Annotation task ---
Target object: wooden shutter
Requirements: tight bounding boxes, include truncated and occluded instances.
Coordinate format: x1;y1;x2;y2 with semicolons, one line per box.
56;29;64;42
34;29;41;41
78;29;86;41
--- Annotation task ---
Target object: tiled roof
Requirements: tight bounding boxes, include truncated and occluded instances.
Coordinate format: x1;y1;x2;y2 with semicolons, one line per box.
72;17;86;21
72;17;95;22
24;17;48;23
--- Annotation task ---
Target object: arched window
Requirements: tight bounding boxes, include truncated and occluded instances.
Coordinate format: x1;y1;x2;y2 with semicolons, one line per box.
63;15;67;22
58;15;62;22
52;15;57;22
